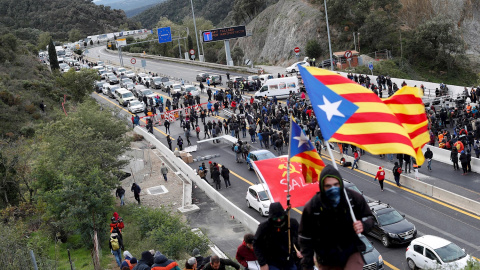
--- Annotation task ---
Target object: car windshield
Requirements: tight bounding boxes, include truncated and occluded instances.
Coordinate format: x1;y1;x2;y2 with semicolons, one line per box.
122;92;133;98
359;236;373;253
126;71;134;75
111;86;120;91
256;152;275;160
163;82;173;86
186;86;196;92
377;210;404;226
96;82;103;87
130;100;141;106
109;76;116;80
435;243;467;263
143;90;153;95
173;85;181;89
126;83;134;88
258;190;269;201
346;184;362;195
153;78;162;82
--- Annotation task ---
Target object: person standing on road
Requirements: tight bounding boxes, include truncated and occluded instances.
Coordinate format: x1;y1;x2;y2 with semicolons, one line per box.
131;183;141;204
164;119;170;134
466;149;472;172
207;88;212;101
374;166;385;191
396;153;404;169
393;162;402;187
459;150;468;175
177;136;184;151
424;147;433;171
116;186;126;206
166;135;172;151
221;166;231;188
212;167;221;190
185;128;192;146
403;155;412;173
450;147;459;171
299;165;374;270
160;163;168;182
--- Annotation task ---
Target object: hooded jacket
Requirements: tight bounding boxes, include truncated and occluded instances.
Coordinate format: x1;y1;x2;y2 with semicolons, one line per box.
424;148;433;159
235;241;257;267
299;165;374;269
253;202;299;267
151;253;181;270
133;251;154;270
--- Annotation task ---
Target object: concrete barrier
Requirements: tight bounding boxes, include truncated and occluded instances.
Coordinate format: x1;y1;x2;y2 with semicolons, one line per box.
333;150;480;216
134;127;261;233
421;145;480;174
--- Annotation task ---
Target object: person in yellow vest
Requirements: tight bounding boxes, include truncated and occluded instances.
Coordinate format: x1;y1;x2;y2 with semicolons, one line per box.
437;132;444;144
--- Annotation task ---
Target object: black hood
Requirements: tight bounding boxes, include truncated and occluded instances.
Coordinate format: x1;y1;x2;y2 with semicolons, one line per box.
319;165;344;195
268;202;285;219
140;251;154;265
154;254;168;264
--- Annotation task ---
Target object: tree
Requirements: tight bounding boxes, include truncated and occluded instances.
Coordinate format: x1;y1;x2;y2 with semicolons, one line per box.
0;33;18;63
232;47;244;65
56;69;99;102
37;32;52;51
68;29;83;42
48;38;60;71
305;39;322;59
187;35;193;51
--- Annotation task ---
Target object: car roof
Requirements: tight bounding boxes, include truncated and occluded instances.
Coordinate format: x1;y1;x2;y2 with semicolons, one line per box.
412;235;452;249
250;183;269;191
368;201;394;212
250;150;274;155
183;84;195;87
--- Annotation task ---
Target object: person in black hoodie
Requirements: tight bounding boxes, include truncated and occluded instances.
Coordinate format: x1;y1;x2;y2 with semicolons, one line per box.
254;202;300;270
133;251;154;270
459;150;468;175
299;165;374;270
451;147;459;171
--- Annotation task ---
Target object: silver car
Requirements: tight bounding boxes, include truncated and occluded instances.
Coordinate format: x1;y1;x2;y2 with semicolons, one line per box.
127;100;145;113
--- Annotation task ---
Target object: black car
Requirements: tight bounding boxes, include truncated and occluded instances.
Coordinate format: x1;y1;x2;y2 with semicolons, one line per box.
367;201;417;247
196;73;209;82
344;179;370;202
359;235;384;270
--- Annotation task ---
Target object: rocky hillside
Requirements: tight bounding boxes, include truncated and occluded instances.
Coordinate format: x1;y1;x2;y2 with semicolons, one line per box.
234;0;325;65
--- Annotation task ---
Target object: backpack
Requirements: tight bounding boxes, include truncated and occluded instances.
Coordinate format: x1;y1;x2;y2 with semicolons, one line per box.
396;167;403;174
196;126;200;133
234;145;239;153
110;237;120;251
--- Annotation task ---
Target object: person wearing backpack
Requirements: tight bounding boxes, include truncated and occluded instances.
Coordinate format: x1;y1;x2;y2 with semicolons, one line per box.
234;143;241;163
374;166;386;191
110;233;123;267
393;162;402;187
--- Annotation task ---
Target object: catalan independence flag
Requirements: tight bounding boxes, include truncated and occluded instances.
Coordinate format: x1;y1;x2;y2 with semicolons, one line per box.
289;118;325;183
384;86;430;164
298;65;425;165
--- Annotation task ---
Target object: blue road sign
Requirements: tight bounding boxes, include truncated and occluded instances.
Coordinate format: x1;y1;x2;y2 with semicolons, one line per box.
141;59;146;68
157;27;172;44
203;31;213;42
368;62;374;70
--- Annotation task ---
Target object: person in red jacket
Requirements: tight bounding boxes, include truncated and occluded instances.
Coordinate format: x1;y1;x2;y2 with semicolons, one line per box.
235;234;258;269
374;166;386;191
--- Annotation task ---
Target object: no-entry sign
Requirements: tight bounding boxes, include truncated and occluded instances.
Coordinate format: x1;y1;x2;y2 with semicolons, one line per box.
131;58;136;64
294;47;300;53
344;50;353;59
189;49;195;55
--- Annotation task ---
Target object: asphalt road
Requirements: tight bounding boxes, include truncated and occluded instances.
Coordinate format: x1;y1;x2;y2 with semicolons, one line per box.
89;51;480;270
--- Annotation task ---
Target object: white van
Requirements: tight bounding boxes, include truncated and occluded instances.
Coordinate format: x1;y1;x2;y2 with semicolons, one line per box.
254;77;300;99
258;74;274;85
115;88;136;106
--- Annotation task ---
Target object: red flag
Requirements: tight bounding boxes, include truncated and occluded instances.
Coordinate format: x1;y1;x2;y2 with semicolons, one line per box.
252;156;319;209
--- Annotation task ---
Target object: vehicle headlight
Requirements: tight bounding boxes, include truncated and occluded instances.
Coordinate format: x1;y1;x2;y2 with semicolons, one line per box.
378;255;383;265
262;203;269;208
388;233;397;238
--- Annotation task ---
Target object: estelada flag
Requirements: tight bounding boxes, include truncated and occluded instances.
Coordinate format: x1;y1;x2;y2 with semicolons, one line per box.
252;156;319;209
298;65;425;165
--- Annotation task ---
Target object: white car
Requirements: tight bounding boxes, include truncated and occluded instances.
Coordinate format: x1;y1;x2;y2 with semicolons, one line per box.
124;70;136;79
181;85;200;96
246;183;271;216
406;235;471;270
285;61;309;73
171;83;182;94
127;100;145;113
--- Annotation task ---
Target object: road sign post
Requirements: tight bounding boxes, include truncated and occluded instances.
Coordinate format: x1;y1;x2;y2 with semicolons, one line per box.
157;27;172;44
130;58;136;65
294;47;300;53
344;50;353;69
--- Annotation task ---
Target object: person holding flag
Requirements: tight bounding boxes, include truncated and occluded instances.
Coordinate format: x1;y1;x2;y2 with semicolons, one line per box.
298;165;374;270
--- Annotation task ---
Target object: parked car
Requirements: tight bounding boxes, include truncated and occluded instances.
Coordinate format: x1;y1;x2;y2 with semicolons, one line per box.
124;83;135;92
406;235;471;270
359;234;385;270
127;100;145;114
107;75;119;85
105;85;120;99
171;83;182;94
120;78;133;88
247;150;276;171
161;81;174;92
367;201;417;247
150;77;164;89
246;183;271;216
124;70;136;79
180;85;200;96
285;61;309;73
133;85;147;97
115;88;136;106
209;74;222;85
196;73;209;82
137;89;156;100
94;81;104;93
102;83;111;95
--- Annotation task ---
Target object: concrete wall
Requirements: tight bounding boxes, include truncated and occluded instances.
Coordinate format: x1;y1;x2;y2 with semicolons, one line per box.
135;127;261;233
336;151;480;216
421;145;480;174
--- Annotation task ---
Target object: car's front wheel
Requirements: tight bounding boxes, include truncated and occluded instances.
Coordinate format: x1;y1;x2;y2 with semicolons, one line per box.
406;258;417;270
259;208;264;216
381;235;391;247
290;69;296;73
246;200;251;208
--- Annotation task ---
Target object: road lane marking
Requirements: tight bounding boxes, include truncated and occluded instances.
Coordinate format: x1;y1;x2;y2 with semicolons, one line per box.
321;154;480;221
94;93;173;139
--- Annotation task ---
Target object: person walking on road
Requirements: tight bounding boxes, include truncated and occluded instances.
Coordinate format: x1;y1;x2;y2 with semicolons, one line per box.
160;163;168;181
177;136;184;151
131;183;141;204
351;150;360;170
404;155;412;173
166;135;172;151
424;147;433;171
451;147;459;171
393;162;402;187
212;167;221;190
374;166;385;191
221;166;231;188
396;153;404;168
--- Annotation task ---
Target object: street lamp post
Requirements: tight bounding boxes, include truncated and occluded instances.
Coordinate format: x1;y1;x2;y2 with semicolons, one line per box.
324;0;334;71
189;0;202;61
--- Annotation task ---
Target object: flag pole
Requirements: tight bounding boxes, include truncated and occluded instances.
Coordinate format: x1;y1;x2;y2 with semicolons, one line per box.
325;143;359;225
286;115;293;261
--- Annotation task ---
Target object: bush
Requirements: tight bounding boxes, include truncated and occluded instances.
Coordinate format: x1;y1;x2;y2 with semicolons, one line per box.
24;103;36;114
132;133;144;141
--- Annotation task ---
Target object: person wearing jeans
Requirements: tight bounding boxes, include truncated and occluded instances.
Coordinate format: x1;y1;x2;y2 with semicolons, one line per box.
116;186;125;206
351;150;360;170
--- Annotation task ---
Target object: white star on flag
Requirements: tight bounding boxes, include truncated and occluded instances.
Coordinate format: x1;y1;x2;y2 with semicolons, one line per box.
293;130;310;148
318;96;345;121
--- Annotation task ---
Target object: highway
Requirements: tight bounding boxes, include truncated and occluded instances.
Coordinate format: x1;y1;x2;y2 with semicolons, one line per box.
88;46;480;270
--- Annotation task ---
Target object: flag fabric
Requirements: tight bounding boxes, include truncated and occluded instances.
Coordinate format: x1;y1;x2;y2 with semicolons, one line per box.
298;65;425;164
252;156;319;209
383;86;429;164
289;119;325;183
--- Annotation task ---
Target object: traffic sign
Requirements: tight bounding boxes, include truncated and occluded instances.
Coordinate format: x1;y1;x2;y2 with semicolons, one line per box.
191;54;196;60
245;59;252;65
157;27;172;44
294;47;300;53
344;50;353;59
131;58;136;64
141;59;146;68
368;62;374;70
189;49;195;55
